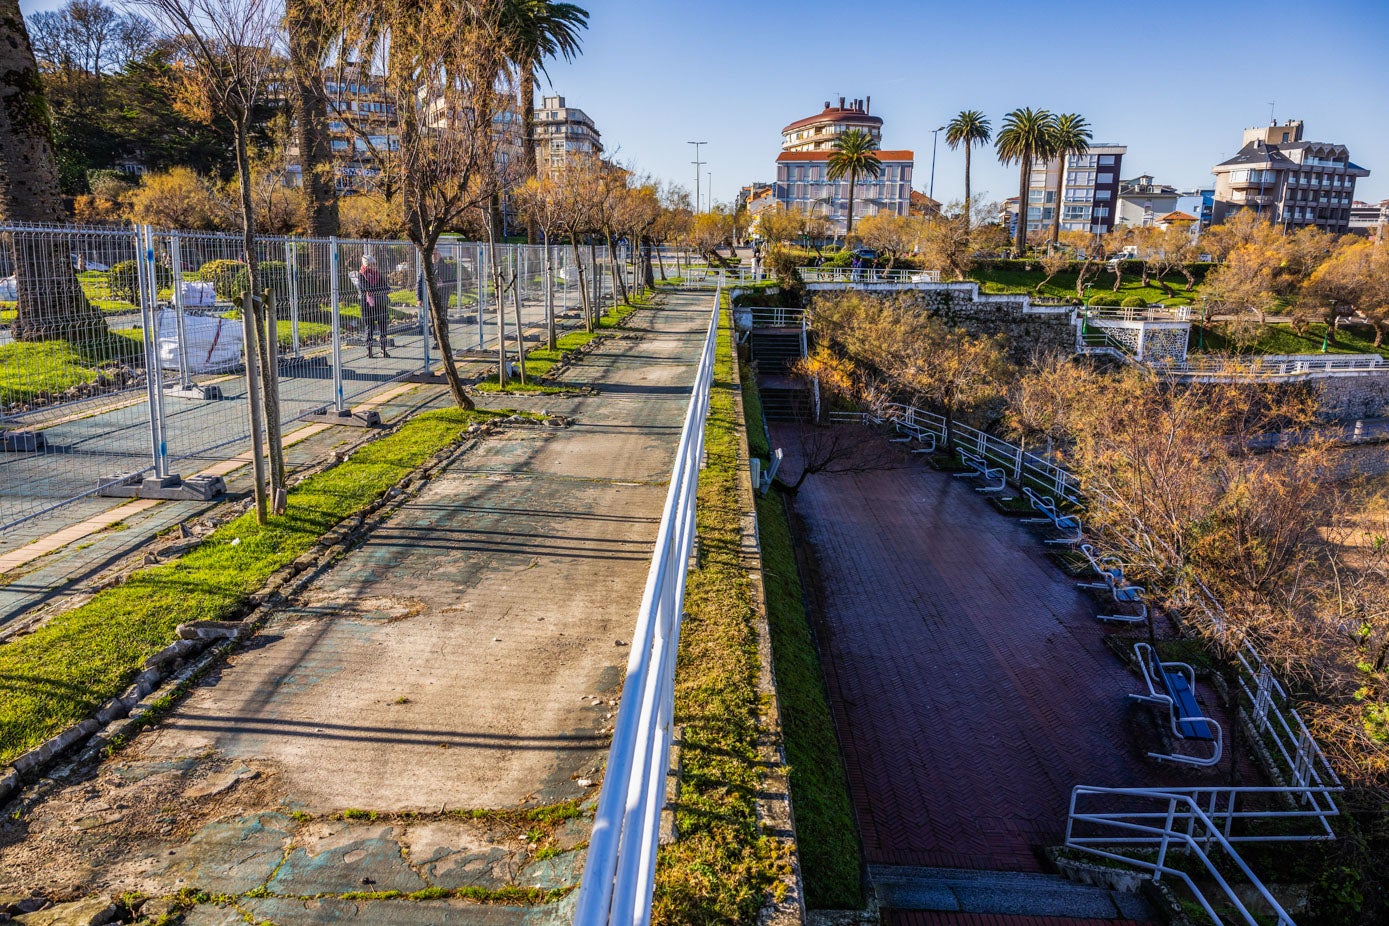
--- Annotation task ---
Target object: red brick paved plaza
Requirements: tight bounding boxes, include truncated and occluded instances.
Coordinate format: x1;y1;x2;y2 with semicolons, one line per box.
775;424;1229;872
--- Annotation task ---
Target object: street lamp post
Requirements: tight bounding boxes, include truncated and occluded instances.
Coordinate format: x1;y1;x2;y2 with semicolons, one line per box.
929;125;945;206
1323;300;1335;352
688;141;707;213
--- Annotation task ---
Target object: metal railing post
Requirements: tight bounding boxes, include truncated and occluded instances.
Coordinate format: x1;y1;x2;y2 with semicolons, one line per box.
138;225;170;478
286;239;301;356
169;231;192;391
416;246;430;373
330;237;345;412
478;243;487;350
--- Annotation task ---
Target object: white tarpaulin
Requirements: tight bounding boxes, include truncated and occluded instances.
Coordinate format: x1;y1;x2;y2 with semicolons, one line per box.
180;281;217;307
0;277;16;300
157;310;243;373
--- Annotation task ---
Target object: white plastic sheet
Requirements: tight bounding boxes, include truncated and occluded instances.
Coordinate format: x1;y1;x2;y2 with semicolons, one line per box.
180;281;217;307
0;277;16;300
157;309;244;373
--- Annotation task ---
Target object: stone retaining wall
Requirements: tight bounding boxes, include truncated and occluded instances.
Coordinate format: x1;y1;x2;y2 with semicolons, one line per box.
1315;372;1389;420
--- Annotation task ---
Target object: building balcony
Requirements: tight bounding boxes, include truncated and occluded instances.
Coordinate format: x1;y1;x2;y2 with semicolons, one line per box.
1230;193;1275;206
1227;176;1278;189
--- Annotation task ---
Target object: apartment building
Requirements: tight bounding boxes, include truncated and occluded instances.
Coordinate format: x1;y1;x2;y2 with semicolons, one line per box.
1016;144;1126;236
1210;120;1370;233
772;97;913;236
1350;199;1389;238
1117;174;1182;227
534;95;602;176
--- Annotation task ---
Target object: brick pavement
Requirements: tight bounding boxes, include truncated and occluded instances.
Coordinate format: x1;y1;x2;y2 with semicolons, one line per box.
774;423;1236;872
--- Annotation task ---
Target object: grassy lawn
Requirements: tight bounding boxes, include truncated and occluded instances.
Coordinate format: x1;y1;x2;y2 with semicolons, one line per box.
742;369;864;909
653;305;789;924
0;406;508;768
968;266;1204;306
0;337;144;406
1190;321;1389;359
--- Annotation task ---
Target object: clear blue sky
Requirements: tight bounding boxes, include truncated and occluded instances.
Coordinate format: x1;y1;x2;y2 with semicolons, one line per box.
22;0;1389;206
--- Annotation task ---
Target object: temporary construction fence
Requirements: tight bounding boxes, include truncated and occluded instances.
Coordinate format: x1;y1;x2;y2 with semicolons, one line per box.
0;222;625;534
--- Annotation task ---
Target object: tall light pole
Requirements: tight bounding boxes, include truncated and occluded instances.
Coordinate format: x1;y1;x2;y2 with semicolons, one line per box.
707;172;712;212
929;125;945;208
689;141;707;213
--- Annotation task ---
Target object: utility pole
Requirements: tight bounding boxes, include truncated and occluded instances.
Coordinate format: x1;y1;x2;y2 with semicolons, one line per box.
689;141;707;213
929;126;944;206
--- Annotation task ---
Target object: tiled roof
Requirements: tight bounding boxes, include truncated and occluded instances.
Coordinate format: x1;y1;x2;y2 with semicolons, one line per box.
781;108;883;134
776;149;914;162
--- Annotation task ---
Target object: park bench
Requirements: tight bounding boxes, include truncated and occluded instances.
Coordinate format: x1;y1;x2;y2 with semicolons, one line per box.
1128;642;1223;767
1076;543;1147;624
888;420;937;453
954;449;1006;492
1021;487;1082;544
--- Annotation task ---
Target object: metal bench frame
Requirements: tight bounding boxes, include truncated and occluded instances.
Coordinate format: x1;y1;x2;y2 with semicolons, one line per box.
1021;486;1082;545
1129;641;1224;767
955;449;1006;493
1077;543;1147;624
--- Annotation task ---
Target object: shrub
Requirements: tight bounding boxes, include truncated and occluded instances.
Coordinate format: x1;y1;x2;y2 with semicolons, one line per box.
106;259;173;302
1087;292;1123;307
1121;295;1148;308
198;259;246;300
230;260;291;309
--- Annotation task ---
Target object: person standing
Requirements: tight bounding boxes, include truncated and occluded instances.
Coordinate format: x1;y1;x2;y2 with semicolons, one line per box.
352;254;391;358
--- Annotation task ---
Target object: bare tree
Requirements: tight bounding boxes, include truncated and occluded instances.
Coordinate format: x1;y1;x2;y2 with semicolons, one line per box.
129;0;286;521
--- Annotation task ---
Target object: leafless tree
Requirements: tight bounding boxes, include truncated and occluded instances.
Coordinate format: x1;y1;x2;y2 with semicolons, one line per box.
127;0;286;520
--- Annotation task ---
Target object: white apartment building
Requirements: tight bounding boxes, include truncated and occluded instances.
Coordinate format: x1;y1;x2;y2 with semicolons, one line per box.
534;95;602;175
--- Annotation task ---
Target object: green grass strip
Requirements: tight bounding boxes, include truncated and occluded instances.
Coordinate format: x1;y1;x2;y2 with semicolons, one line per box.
653;305;789;925
0;407;506;767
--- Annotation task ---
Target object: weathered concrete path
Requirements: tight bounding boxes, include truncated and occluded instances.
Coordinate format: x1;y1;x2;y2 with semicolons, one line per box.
0;293;714;922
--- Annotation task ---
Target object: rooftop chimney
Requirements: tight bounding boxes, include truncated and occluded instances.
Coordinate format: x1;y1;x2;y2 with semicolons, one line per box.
866;95;871;114
824;100;830;110
839;96;845;109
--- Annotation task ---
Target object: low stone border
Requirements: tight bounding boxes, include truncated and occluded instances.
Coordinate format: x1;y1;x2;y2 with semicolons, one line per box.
0;414;568;811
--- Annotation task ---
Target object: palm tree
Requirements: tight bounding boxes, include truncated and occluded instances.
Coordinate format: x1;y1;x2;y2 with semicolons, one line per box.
502;0;588;186
994;107;1056;255
287;0;338;238
945;110;991;231
1047;113;1091;249
826;128;882;239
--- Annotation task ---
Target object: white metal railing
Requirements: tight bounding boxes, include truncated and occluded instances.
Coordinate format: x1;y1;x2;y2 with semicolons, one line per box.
798;266;941;284
1066;788;1295;926
1086;305;1192;322
669;266;764;288
747;306;804;329
1155;352;1385;379
574;291;722;926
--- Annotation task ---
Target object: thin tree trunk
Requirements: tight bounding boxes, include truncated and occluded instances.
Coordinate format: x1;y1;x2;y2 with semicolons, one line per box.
520;68;538;244
236;126;285;513
512;267;526;386
589;240;600;327
570;235;592;334
656;240;667;281
489;220;509;387
607;229;627;308
543;231;556;351
421;240;473;409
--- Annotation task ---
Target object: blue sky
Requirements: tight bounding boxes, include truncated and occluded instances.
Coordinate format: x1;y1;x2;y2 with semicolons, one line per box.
22;0;1389;206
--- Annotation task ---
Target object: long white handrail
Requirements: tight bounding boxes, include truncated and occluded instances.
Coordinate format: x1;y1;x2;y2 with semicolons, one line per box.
574;291;722;926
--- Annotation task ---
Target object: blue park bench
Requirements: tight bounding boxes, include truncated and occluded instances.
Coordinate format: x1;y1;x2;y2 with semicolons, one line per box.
1076;543;1147;624
1129;641;1223;767
1021;486;1082;545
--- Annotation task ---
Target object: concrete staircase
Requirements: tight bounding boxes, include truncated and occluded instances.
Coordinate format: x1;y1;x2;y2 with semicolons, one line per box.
760;384;813;422
749;329;805;375
868;866;1156;921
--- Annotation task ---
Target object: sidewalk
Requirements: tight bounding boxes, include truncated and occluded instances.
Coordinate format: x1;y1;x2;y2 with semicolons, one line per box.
0;293;715;920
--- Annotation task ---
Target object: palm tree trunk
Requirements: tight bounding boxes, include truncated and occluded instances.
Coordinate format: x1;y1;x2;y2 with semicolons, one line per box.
1;0;105;343
1015;161;1030;254
1050;156;1065;249
287;1;338;240
520;68;539;244
845;173;857;238
963;144;973;233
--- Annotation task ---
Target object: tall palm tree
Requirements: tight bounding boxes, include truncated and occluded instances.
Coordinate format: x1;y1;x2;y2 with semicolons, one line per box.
995;107;1056;255
0;0;103;341
502;0;588;185
287;0;338;238
945;110;991;231
827;127;881;239
1047;112;1091;249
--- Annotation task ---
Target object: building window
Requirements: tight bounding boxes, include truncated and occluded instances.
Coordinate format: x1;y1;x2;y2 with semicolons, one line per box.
1028;190;1045;203
1097;172;1113;184
1094;206;1110;218
1099;155;1115;165
1095;189;1111;200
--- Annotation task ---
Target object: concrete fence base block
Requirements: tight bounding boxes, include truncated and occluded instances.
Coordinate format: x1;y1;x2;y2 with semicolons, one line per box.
177;621;244;641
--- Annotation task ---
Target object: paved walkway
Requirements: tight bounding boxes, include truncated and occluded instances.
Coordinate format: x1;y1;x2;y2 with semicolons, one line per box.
774;423;1231;874
0;293;713;920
